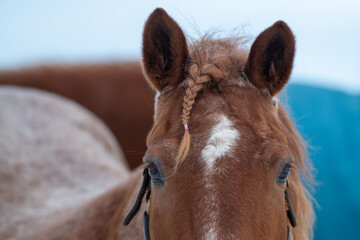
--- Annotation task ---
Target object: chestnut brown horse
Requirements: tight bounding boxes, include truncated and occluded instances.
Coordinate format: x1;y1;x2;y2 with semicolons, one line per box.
1;8;314;240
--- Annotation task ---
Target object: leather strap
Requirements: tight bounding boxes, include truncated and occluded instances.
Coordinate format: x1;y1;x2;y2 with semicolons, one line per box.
122;169;150;226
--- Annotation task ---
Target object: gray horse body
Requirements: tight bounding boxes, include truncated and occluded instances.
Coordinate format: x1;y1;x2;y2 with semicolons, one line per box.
0;86;129;240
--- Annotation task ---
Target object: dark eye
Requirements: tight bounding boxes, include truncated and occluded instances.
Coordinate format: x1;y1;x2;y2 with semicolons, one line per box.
277;164;291;183
148;163;164;184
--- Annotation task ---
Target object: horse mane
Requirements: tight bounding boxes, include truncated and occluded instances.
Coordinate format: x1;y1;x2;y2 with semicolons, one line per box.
277;107;315;239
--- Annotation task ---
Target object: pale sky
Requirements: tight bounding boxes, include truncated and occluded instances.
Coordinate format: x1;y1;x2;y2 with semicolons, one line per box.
0;0;359;93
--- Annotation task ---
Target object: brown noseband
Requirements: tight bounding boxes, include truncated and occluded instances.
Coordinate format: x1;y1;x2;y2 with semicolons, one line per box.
123;168;297;240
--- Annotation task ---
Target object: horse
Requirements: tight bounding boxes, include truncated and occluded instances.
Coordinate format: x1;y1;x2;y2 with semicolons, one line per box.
0;8;314;240
0;86;130;239
0;62;155;170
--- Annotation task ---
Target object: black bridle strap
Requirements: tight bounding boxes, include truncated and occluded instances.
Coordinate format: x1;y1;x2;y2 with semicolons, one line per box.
144;182;151;240
285;180;296;240
122;169;150;226
285;187;297;228
144;211;150;240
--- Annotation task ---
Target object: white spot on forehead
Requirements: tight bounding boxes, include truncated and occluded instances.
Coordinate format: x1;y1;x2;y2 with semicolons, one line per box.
201;114;240;170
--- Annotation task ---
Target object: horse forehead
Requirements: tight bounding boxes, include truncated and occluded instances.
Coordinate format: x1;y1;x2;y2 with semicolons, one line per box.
201;114;240;169
194;114;240;239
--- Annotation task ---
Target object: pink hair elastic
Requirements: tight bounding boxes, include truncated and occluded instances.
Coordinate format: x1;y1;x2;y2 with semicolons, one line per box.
184;124;188;130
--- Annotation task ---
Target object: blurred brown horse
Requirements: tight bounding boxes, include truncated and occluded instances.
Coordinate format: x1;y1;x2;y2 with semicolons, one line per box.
0;62;154;169
0;8;314;239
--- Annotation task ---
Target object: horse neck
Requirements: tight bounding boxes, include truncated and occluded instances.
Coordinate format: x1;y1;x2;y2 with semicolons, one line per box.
41;168;144;240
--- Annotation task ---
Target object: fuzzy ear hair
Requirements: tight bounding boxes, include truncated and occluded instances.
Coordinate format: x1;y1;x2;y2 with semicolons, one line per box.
142;8;188;91
245;21;295;96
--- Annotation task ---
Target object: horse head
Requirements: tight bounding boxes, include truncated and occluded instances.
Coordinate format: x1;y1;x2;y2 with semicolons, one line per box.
124;8;314;240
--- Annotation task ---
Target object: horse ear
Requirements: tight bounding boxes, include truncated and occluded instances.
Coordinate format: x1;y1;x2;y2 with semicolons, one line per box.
142;8;188;91
245;21;295;96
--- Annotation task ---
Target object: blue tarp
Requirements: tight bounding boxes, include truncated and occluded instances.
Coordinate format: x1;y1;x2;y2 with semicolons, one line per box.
286;84;360;239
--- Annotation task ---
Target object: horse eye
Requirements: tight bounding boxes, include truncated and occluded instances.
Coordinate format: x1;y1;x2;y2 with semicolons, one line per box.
277;164;291;183
148;163;164;184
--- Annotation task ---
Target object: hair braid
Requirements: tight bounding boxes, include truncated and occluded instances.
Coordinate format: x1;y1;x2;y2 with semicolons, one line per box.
175;64;213;169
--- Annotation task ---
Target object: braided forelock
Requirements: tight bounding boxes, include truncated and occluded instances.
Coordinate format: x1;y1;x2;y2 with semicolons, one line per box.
174;37;246;169
175;57;228;169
